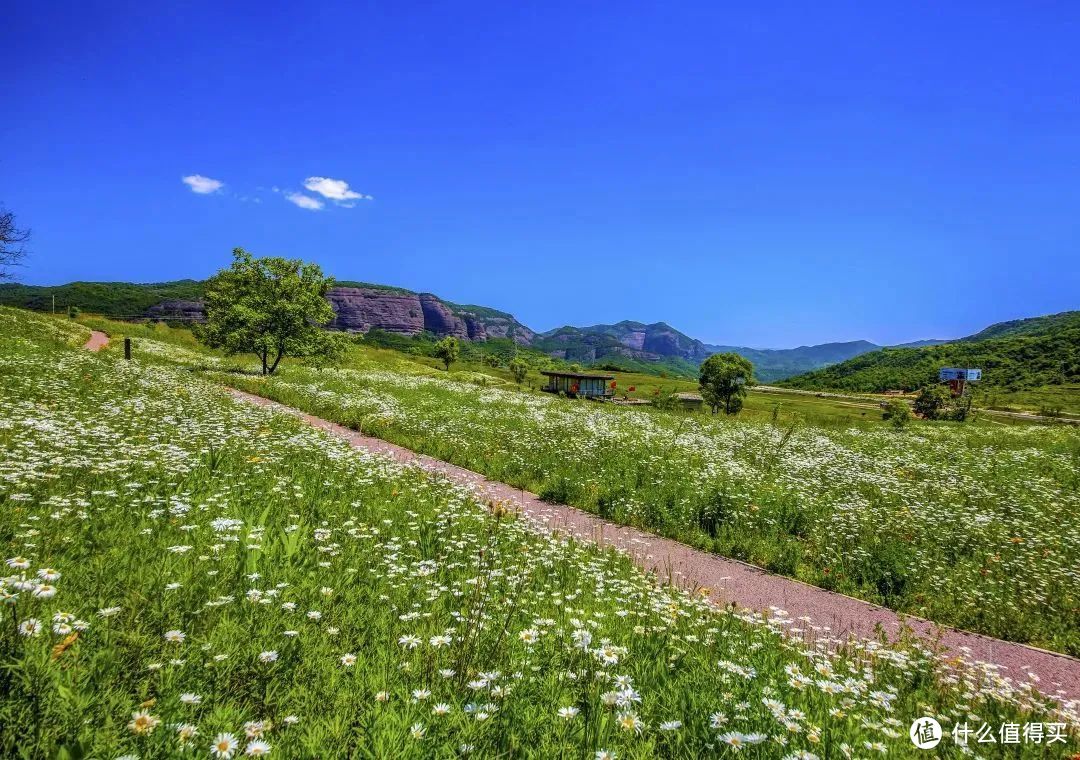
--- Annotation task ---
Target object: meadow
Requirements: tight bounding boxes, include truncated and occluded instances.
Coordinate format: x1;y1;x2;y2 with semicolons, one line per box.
73;316;1080;657
6;307;1079;757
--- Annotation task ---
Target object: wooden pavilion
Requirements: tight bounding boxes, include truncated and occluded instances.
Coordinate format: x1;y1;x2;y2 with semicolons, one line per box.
540;370;616;399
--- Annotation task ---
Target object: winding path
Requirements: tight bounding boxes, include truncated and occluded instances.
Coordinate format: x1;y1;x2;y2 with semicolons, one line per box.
84;330;110;352
80;330;1080;709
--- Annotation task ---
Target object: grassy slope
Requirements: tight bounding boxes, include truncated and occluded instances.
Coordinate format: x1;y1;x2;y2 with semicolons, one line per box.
75;313;1080;656
9;306;1078;756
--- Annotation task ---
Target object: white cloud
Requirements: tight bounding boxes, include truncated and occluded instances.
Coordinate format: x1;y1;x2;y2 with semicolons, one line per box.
181;174;224;194
285;192;324;211
303;176;372;204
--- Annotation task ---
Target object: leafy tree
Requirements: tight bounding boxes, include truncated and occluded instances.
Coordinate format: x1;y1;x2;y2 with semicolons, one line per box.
67;306;80;319
434;336;460;371
913;384;952;420
881;398;912;428
196;248;343;375
509;357;529;385
1;206;30;281
699;353;754;414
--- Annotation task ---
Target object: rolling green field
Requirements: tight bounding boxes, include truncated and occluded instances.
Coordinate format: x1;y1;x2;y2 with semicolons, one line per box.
74;313;1080;658
7;307;1078;757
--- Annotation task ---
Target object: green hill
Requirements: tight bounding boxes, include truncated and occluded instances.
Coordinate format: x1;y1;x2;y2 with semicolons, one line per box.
0;280;204;316
781;311;1080;394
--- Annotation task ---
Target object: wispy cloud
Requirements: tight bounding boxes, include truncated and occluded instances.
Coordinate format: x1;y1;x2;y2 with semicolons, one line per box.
303;176;372;204
181;174;224;194
285;192;324;211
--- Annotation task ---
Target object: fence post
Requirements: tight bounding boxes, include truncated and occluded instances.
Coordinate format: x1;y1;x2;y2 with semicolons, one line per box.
124;337;132;361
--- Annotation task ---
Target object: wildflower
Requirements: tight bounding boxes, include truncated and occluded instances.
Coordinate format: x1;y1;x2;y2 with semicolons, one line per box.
128;710;161;735
18;618;42;637
518;628;540;645
375;691;390;702
179;692;202;705
709;711;728;728
259;650;278;663
282;715;299;726
432;703;452;716
617;712;643;734
98;606;121;618
412;689;431;701
244;720;269;738
36;568;61;581
164;629;186;644
340;653;357;667
398;634;421;649
32;584;57;599
245;740;271;756
429;634;451;648
595;751;617;760
5;557;30;570
659;720;682;731
409;723;425;740
176;723;199;743
718;732;766;749
210;734;240;755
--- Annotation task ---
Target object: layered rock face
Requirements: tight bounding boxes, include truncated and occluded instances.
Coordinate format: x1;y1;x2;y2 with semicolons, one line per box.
326;288;427;334
145;286;535;345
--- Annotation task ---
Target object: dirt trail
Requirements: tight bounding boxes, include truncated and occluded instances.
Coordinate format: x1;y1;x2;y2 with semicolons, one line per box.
225;387;1080;707
84;330;109;352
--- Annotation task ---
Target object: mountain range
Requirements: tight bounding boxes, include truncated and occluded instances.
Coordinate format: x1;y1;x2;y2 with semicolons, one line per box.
3;278;1073;387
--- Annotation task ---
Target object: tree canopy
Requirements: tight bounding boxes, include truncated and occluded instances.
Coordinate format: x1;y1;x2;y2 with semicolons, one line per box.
434;336;460;371
196;248;343;375
699;352;754;414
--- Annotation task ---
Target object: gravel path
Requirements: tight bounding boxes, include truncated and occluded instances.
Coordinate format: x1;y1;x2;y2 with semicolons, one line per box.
226;387;1080;707
84;330;110;352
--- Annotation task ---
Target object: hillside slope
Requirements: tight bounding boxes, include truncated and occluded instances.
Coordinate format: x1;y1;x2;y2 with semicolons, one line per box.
0;280;204;316
781;311;1080;392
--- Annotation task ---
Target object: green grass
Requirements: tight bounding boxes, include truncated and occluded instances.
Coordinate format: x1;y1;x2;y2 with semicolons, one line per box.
69;313;1080;657
6;306;1077;756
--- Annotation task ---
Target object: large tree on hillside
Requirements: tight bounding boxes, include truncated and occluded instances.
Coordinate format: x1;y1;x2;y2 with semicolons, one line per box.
699;352;754;414
197;248;343;375
1;206;30;281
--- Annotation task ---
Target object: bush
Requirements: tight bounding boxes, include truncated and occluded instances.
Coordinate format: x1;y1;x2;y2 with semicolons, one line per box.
882;398;912;428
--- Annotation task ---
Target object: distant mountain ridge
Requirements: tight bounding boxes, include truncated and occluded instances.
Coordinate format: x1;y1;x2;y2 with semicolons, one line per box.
12;278;1066;385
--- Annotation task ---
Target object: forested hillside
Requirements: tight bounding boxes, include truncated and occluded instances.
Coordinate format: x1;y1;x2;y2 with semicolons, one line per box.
781;311;1080;392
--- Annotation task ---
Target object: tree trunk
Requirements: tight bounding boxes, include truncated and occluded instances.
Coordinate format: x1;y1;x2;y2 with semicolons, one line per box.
260;349;268;375
268;346;285;375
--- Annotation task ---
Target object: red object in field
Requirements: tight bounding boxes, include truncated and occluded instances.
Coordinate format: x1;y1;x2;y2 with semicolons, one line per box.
610;381;617;389
628;386;636;392
570;383;580;393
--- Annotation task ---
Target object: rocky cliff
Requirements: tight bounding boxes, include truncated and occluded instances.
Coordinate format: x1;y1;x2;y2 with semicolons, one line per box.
139;285;536;345
326;287;535;344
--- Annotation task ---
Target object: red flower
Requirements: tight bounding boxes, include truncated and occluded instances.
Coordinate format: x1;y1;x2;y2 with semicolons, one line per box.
610;381;617;389
628;386;636;392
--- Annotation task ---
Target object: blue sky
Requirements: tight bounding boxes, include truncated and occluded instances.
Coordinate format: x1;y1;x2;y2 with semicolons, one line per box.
4;2;1078;347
